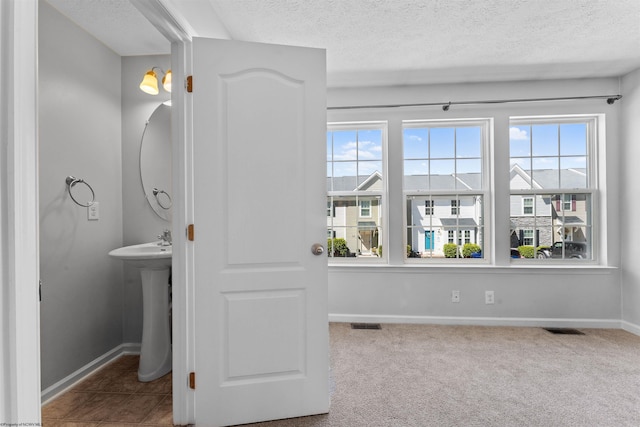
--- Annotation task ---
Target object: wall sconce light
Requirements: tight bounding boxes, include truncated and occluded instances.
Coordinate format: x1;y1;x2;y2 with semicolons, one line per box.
139;67;171;95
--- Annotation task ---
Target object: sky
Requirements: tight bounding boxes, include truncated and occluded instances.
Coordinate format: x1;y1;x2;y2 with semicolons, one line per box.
327;123;588;181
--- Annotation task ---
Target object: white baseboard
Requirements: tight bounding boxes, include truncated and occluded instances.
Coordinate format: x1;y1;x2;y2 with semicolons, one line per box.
621;320;640;336
41;342;141;405
329;313;621;329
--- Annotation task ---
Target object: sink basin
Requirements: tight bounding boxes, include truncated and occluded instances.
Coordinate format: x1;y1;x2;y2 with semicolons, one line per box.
109;241;172;381
109;242;171;269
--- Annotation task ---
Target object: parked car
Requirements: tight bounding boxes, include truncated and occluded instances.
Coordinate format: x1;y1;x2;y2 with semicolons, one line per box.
510;248;521;258
538;241;588;259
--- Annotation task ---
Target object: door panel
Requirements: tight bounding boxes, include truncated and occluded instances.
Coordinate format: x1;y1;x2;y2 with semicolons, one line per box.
192;37;328;426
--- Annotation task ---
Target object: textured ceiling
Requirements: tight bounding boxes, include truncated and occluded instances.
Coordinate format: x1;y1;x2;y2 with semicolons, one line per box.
44;0;640;87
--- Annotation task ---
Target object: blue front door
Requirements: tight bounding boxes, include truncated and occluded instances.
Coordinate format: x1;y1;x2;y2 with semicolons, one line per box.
425;231;434;250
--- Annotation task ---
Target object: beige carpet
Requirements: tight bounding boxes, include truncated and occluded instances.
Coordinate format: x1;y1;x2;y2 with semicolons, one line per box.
244;323;640;427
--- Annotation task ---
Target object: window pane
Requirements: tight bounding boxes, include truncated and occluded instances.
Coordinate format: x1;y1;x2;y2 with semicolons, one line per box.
430;128;455;158
358;129;382;160
328;123;386;263
430;174;458;191
510;120;590;193
403;128;429;159
510;125;530;157
357;161;383;190
430;159;455;176
456;127;482;158
456;159;482;190
531;124;558;157
560;157;587;188
509;193;591;261
331;130;357;161
403;120;487;262
327;196;382;258
332;162;357;190
404;176;428;191
560;123;587;156
406;195;483;259
404;159;428;176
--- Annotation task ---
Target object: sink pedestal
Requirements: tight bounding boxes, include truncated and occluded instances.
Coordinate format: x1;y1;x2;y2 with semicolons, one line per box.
138;267;172;382
108;242;173;382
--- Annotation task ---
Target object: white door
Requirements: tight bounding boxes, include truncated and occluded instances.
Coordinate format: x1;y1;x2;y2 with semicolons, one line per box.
191;37;329;426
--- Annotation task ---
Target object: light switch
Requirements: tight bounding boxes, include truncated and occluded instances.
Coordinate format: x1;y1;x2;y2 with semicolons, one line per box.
87;202;99;220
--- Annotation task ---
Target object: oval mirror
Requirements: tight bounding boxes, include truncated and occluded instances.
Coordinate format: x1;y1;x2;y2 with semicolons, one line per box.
140;103;172;221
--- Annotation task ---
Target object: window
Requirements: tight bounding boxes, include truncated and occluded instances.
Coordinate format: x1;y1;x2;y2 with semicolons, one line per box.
451;199;460;215
509;117;595;260
522;229;534;246
561;194;575;211
425;200;433;215
523;197;534;215
404;120;488;260
360;200;371;217
327;122;386;260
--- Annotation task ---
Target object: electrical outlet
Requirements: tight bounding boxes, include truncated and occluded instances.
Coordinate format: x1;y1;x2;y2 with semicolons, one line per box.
485;290;495;304
451;290;460;303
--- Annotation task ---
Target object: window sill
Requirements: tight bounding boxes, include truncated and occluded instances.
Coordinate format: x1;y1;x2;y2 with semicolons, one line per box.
328;263;618;275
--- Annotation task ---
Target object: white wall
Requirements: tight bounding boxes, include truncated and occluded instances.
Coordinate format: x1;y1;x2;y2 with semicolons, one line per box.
327;78;622;326
621;68;640;332
121;55;171;343
38;1;124;389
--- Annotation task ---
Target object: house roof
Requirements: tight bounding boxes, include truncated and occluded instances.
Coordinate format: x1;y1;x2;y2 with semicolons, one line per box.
329;166;585;193
510;164;587;190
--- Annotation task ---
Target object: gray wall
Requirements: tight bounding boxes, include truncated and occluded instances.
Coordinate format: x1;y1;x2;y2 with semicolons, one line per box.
121;55;172;344
327;78;622;326
39;1;123;389
621;69;640;330
36;0;640;391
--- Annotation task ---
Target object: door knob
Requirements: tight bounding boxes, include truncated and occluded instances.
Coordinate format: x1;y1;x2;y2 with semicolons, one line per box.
311;243;324;256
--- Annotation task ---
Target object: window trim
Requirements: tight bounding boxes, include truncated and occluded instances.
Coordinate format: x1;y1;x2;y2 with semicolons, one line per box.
509;115;599;263
327;121;388;263
402;118;492;263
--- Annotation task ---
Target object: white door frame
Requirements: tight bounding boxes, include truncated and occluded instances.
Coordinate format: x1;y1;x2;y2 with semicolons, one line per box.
1;0;197;423
129;1;195;424
1;0;41;421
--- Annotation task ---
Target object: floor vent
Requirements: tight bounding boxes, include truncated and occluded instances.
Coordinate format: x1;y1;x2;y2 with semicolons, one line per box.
351;323;382;330
543;327;585;335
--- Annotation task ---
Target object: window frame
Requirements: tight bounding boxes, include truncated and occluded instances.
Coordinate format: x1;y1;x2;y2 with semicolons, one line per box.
509;115;598;263
359;200;371;218
402;118;492;263
327;121;388;263
522;197;534;215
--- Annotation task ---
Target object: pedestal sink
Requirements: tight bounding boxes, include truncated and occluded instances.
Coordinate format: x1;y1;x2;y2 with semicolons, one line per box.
109;242;172;382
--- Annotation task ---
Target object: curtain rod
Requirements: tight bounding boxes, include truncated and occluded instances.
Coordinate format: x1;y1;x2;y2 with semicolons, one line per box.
327;94;622;111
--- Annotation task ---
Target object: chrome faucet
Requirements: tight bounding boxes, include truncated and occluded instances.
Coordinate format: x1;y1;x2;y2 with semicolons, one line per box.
158;229;172;246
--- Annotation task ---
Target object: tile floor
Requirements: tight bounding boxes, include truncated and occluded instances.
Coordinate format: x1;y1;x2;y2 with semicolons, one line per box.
42;355;174;427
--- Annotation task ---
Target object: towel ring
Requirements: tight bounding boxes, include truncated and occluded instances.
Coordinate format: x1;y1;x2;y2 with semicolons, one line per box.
66;176;95;207
152;188;172;210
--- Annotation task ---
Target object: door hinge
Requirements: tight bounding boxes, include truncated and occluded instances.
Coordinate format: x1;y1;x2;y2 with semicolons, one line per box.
189;372;196;389
186;75;193;93
187;224;195;241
